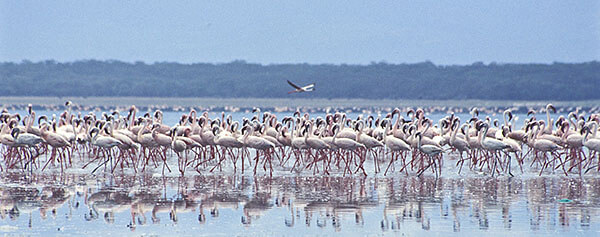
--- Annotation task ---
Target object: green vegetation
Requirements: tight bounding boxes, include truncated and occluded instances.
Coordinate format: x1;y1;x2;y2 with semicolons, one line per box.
0;60;598;100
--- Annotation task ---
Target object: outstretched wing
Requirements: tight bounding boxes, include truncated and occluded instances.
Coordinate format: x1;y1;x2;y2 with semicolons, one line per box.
301;83;315;91
287;80;302;90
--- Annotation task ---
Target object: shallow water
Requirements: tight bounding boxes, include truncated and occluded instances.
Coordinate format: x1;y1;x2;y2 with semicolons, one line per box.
1;109;598;235
0;173;599;236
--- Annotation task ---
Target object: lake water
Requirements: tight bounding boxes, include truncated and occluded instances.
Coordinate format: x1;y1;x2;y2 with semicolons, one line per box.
0;109;598;236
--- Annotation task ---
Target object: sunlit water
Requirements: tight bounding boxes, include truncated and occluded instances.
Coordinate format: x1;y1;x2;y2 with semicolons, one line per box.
1;109;598;236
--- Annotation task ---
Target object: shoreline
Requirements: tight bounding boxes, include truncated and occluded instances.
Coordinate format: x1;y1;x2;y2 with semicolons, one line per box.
0;96;598;113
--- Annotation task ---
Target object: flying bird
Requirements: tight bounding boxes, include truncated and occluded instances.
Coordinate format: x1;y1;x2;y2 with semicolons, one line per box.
287;80;315;94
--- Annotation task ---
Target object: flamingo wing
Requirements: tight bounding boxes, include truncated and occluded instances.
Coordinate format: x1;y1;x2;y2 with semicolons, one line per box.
301;84;315;91
287;80;302;90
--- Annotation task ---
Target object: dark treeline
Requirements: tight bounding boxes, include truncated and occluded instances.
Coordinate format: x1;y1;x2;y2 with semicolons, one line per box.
0;60;598;100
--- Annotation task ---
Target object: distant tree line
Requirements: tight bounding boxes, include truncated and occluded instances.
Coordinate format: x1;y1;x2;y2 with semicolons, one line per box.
0;60;598;100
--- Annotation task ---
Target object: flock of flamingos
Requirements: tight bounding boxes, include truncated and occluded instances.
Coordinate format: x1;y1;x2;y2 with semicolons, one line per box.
0;102;599;178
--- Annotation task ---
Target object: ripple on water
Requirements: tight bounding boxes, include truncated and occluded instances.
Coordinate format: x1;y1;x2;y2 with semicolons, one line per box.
0;172;596;235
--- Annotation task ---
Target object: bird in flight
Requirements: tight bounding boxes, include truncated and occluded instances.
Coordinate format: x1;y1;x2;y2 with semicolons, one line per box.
287;80;315;94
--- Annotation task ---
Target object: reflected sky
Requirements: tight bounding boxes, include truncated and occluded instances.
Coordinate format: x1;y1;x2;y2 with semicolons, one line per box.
0;172;599;235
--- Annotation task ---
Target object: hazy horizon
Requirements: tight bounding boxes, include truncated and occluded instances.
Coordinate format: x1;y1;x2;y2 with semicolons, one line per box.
1;1;599;65
4;58;600;66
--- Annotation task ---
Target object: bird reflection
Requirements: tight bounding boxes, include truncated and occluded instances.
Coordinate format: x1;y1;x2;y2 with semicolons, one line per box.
0;172;598;233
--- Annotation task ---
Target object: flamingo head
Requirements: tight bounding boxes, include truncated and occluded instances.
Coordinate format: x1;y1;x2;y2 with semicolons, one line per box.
415;108;424;119
555;116;566;127
470;107;479;117
332;124;340;134
546;104;556;113
406;108;415;118
475;121;488;131
210;119;220;128
414;131;423;140
241;125;254;135
380;119;388;128
392;108;400;117
89;127;100;137
10;127;20;138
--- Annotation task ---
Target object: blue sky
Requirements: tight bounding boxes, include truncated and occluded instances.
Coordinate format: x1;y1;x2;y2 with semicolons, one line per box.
1;0;598;65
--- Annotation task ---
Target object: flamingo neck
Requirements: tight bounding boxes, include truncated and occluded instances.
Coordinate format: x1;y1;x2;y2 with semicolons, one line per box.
568;116;578;131
450;124;458;143
244;127;253;143
481;127;489;143
590;122;598;138
537;123;546;138
129;109;136;129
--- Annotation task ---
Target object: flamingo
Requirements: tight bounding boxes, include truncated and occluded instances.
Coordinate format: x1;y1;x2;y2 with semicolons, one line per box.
11;127;43;171
449;122;470;174
39;122;71;170
355;120;383;173
303;121;330;174
240;125;275;176
478;123;510;176
332;124;366;175
543;104;556;134
414;131;443;178
106;121;138;171
381;119;410;175
212;126;244;172
583;123;600;153
88;127;122;173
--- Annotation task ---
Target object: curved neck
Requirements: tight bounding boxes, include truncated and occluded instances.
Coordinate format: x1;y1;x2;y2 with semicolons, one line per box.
137;122;147;141
12;129;20;139
546;110;553;133
537;123;546;138
421;121;430;133
393;118;400;134
290;120;295;139
528;126;538;145
333;127;340;143
451;124;459;142
561;124;570;139
589;122;599;138
91;130;99;143
243;127;253;143
478;126;488;143
304;124;311;143
568;116;578;131
129;109;136;129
